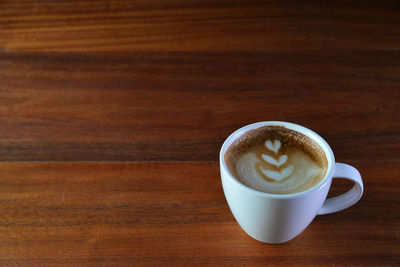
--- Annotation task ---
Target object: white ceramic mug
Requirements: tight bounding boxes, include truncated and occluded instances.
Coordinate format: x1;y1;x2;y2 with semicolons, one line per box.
220;121;364;244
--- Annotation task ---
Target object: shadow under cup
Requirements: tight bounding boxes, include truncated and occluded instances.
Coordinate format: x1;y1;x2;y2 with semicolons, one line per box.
220;121;336;243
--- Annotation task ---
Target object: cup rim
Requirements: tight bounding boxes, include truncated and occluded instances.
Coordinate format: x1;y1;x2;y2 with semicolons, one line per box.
220;121;335;199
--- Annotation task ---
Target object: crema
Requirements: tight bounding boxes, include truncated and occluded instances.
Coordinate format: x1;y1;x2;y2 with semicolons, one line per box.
225;126;328;194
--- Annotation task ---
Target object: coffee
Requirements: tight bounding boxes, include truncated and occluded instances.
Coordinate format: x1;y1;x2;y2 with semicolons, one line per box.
225;126;328;194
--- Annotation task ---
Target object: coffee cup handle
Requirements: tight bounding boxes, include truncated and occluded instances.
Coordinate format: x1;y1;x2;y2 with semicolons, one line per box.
317;163;364;215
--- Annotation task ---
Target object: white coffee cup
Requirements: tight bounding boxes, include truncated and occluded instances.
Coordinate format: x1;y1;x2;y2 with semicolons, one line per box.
220;121;364;244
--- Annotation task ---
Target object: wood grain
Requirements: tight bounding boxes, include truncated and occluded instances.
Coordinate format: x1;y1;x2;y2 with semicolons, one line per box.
0;162;397;266
1;51;399;161
0;0;399;265
1;0;399;52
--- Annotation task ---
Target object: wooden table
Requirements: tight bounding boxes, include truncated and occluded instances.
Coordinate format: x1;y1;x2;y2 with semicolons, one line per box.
0;1;399;266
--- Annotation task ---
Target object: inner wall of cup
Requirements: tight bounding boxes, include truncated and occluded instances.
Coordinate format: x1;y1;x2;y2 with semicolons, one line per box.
221;121;335;192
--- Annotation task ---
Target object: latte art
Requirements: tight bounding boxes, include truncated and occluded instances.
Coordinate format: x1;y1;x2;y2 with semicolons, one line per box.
258;140;293;182
225;126;328;194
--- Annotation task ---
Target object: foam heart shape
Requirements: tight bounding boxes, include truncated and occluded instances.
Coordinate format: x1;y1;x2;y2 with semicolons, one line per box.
265;140;281;154
261;154;288;166
259;165;294;182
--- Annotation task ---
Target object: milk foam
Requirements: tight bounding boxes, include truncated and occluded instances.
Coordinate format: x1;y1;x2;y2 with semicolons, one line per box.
234;139;326;194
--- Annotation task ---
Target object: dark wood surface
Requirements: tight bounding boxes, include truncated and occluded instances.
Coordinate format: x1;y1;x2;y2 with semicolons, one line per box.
0;0;399;266
0;162;397;266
